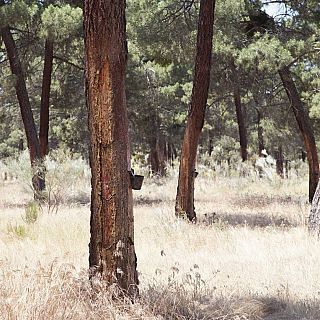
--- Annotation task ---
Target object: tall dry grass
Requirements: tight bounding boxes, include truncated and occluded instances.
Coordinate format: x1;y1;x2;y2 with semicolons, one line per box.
0;157;320;319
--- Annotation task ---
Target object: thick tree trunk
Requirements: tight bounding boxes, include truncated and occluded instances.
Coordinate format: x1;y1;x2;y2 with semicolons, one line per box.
230;61;248;162
276;145;284;178
175;0;215;221
84;0;138;294
279;66;319;202
1;24;44;193
39;39;53;158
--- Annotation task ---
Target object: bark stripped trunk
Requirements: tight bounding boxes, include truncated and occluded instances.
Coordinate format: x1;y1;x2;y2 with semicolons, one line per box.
84;0;138;294
230;61;248;162
276;145;284;178
279;66;319;202
39;39;53;158
175;0;215;221
1;24;44;193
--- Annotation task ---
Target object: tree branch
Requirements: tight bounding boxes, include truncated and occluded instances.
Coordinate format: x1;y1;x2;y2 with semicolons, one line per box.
52;55;84;70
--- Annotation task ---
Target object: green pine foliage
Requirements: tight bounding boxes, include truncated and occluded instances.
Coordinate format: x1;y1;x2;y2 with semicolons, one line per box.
0;0;319;165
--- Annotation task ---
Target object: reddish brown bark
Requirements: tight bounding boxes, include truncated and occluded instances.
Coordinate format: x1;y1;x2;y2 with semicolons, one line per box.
230;61;248;162
279;66;319;202
1;24;44;192
40;39;54;158
84;0;138;294
175;0;215;221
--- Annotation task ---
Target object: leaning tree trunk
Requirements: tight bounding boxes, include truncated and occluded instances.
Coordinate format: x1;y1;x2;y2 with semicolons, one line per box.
84;0;138;294
39;39;53;159
279;66;319;202
230;61;248;162
175;0;215;221
1;24;44;193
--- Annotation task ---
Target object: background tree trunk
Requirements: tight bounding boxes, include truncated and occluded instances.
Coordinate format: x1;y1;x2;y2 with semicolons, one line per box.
1;23;44;193
39;39;54;159
149;134;167;176
257;109;264;155
230;61;248;162
279;66;319;202
276;145;284;178
175;0;215;221
84;0;138;294
308;180;320;236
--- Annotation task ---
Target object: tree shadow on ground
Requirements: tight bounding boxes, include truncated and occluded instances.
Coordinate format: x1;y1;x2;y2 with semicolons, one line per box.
60;192;90;205
231;194;307;209
44;193;164;207
134;196;164;206
198;211;297;228
141;287;320;319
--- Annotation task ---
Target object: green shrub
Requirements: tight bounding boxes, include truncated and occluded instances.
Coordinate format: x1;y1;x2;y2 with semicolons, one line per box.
23;201;40;224
7;223;28;238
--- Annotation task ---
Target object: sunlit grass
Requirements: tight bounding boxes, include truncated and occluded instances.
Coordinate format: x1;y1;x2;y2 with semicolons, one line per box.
0;161;319;319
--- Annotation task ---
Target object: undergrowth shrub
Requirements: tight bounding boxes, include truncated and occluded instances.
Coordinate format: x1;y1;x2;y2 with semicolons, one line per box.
23;201;40;224
7;223;28;239
4;149;91;209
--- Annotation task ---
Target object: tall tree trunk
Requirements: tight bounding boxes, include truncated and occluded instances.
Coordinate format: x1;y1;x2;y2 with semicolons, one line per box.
175;0;215;221
84;0;138;294
39;39;53;159
148;112;167;176
279;66;319;202
230;61;248;162
0;24;44;193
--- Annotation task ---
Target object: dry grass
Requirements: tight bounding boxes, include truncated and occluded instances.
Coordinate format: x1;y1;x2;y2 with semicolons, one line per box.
1;169;320;319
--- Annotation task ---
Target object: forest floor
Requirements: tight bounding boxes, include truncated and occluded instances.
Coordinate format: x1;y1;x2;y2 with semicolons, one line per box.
0;169;320;319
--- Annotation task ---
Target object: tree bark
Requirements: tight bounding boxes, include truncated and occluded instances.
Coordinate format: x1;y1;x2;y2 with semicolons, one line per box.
84;0;138;294
230;61;248;162
0;24;44;192
279;66;319;202
175;0;215;221
39;39;54;158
